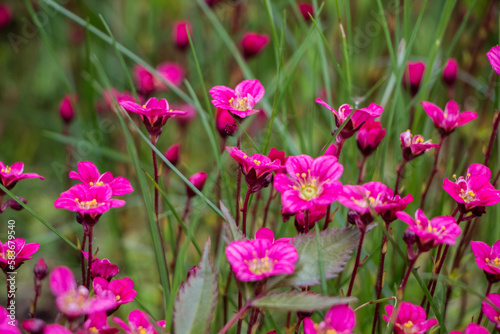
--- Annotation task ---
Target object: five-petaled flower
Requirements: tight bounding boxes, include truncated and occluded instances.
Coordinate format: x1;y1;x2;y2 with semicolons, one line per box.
93;277;137;309
303;304;356;334
400;130;439;161
209;79;265;118
396;209;460;252
471;240;500;282
225;228;298;281
482;293;500;330
421;100;477;137
274;155;343;214
119;97;187;140
383;302;438;334
0;238;39;273
0;161;44;191
443;163;500;216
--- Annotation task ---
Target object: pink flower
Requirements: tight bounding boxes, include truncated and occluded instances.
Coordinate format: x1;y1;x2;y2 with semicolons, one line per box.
450;323;489;334
173;103;197;127
173;20;192;50
155;62;185;90
119;97;187;138
227;146;285;193
443;163;500;215
471;240;500;281
241;32;270;58
97;88;138;113
383;302;438;334
50;266;116;318
482;293;500;330
274;155;343;213
396;209;461;252
216;108;238;138
59;94;76;124
403;61;426;94
209;79;265;118
82;252;119;281
442;58;458;86
323;143;338;156
225;228;298;281
43;324;73;334
186;172;208;198
54;184;125;224
294;205;327;233
0;305;20;334
93;277;137;307
487;46;500;76
0;238;39;272
268;147;287;170
69;161;133;196
315;99;383;139
303;304;356;334
400;130;439;161
81;312;119;334
133;65;156;95
22;318;45;334
0;5;11;30
421;100;477;136
114;310;166;334
297;2;314;21
356;120;386;156
0;162;44;191
164;143;181;167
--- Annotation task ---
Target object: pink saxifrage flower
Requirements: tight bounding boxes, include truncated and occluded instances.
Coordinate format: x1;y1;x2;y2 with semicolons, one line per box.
227;146;285;193
133;64;156;95
403;61;426;95
442;58;458;86
155;62;185;90
173;20;192;50
225;228;298;281
164;143;181;167
274;155;343;214
81;312;119;334
114;309;166;334
303;304;356;334
50;266;116;318
421;100;477;137
297;2;314;21
69;161;133;197
396;209;460;252
209;79;265;118
0;162;44;191
119;97;187;139
383;302;438;334
356;120;386;157
482;293;500;330
93;277;137;307
443;163;500;215
59;94;76;124
471;240;500;282
186;172;208;198
294;205;327;233
241;32;270;58
0;305;20;334
450;323;489;334
400;130;439;161
315;98;383;139
487;45;500;76
0;238;39;272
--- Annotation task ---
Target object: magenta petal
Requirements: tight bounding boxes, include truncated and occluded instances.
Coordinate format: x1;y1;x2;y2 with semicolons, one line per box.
456;111;478;127
487;46;500;75
255;228;275;242
109;177;134;196
282;191;313;213
50;266;77;296
311;155;343;181
77;161;101;184
273;174;293;193
285;155;313;177
235;79;265;103
209;86;235;102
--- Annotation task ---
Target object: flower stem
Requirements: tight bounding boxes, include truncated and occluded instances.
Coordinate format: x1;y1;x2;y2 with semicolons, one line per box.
80;233;87;284
86;225;94;289
335;138;345;159
221;299;251;334
357;156;367;185
241;188;252;237
236;136;242;227
394;160;407;196
477;281;492;324
347;227;366;296
30;280;41;318
322;205;332;231
421;136;445;209
372;226;389;334
262;187;274;229
173;197;192;267
398;255;419;300
484;111;500;167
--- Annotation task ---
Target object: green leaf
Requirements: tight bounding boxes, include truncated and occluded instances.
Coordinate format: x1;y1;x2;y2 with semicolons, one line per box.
174;240;218;334
220;201;245;243
270;227;360;287
251;291;356;312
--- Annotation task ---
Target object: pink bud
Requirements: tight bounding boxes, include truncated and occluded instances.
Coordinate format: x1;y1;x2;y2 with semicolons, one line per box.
241;32;270;58
164;144;181;167
403;61;426;95
442;58;458;86
206;0;222;7
133;64;155;95
22;318;46;334
155;62;185;91
322;143;337;157
356;120;386;157
298;2;314;21
34;258;49;281
187;172;208;198
173;20;192;50
0;5;11;30
216;108;238;138
174;103;197;127
59;95;76;124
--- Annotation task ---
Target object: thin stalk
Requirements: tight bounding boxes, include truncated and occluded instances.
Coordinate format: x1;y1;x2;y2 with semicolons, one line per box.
236;137;242;227
323;205;332;231
477;281;493;324
347;227;366;296
30;280;42;318
173;197;192;265
394;160;407;195
241;188;252;237
304;209;310;234
372;224;390;334
398;255;419;300
86;225;94;289
357;156;367;185
421;136;445;209
484;111;500;167
335;138;345;159
221;299;251;334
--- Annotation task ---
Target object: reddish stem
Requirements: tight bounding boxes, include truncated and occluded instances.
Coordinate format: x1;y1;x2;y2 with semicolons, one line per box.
484;111;500;167
372;226;389;334
236;137;242;227
347;227;366;296
322;205;332;231
241;188;252;237
398;255;419;300
394;160;407;196
80;233;87;284
477;281;492;324
86;225;94;289
421;136;445;209
357;156;367;185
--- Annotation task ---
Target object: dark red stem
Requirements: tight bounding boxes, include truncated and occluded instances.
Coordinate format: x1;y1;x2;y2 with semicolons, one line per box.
477;281;492;324
347;227;366;296
241;188;252;237
421;136;445;209
357;156;367;185
394;160;407;196
484;111;500;168
372;226;389;334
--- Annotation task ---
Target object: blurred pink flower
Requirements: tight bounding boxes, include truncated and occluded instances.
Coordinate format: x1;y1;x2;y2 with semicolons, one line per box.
443;163;500;215
268;147;287;174
396;209;460;252
487;46;500;76
93;277;137;307
383;302;437;334
97;88;138;113
421;100;477;136
133;64;156;95
403;61;426;94
0;162;44;191
0;238;39;272
442;58;458;86
216;108;238;138
82;252;119;281
0;306;19;334
400;130;439;161
225;228;298;281
34;258;49;281
114;309;166;334
43;324;72;334
186;172;208;198
274;155;343;213
50;266;116;318
297;2;314;21
295;204;327;233
482;293;500;330
356;120;386;156
22;318;45;334
173;20;192;50
303;304;356;334
59;94;76;124
0;5;11;30
471;240;500;280
210;79;265;118
241;32;270;58
450;323;489;334
69;161;133;196
155;62;185;90
164;143;181;167
173;103;197;127
81;312;119;334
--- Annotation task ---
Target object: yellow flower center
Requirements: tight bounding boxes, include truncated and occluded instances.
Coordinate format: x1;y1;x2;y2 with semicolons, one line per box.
1;166;11;173
244;250;276;275
74;198;102;209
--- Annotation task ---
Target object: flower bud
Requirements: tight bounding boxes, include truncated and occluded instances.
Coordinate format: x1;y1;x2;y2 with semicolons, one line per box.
442;58;458;86
0;5;11;29
164;144;181;167
216;108;238;138
356;120;386;157
186;172;208;198
241;32;270;59
9;196;27;211
34;258;49;281
155;62;185;91
59;95;76;124
403;61;425;95
173;21;192;50
22;318;46;334
298;2;314;22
